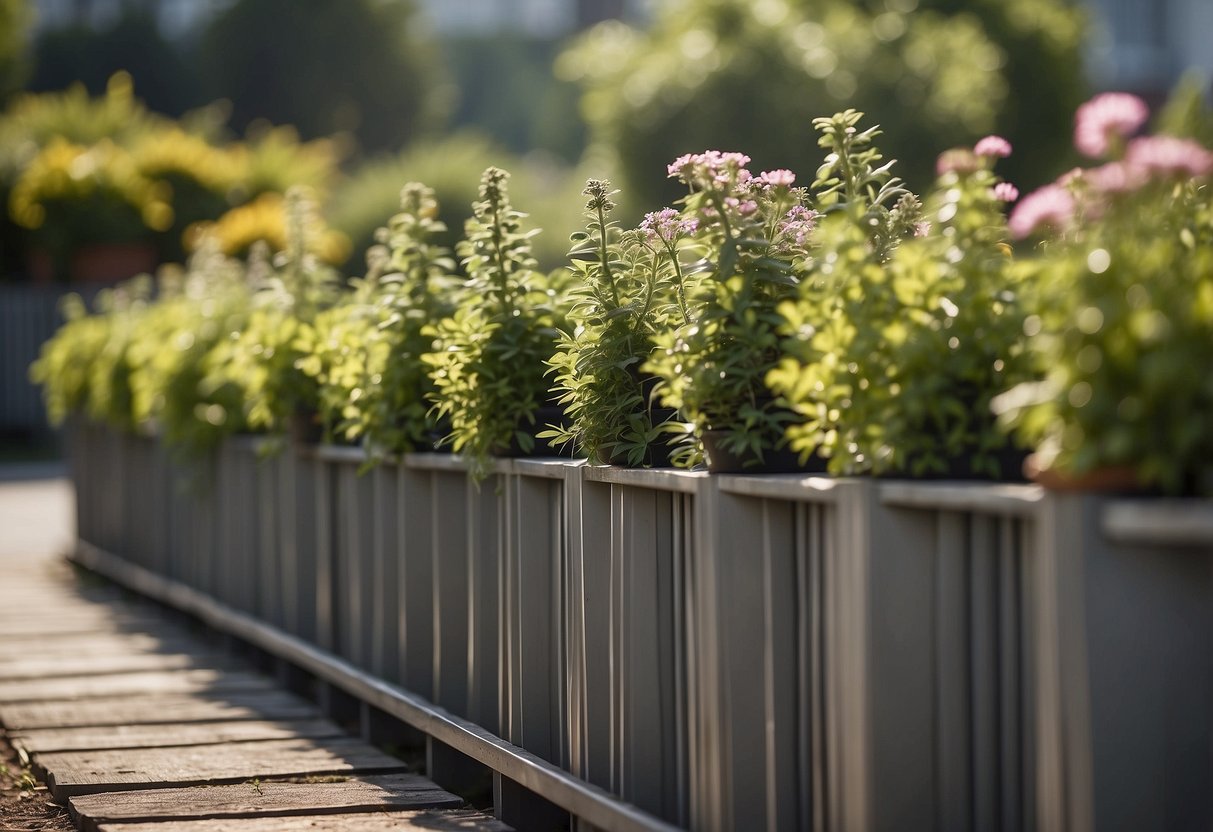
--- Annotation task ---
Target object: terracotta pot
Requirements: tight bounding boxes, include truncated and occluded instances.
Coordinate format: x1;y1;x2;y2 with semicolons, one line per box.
1024;454;1142;493
69;243;159;283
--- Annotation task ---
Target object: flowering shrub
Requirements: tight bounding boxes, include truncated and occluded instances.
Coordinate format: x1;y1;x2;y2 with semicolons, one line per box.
185;191;350;265
642;146;817;468
8;138;173;246
770;119;1029;477
543;179;686;466
1;76;344;280
994;93;1213;492
29;93;1212;491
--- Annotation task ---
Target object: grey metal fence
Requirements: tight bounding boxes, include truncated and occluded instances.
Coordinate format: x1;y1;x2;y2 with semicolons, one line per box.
69;426;1213;832
0;285;58;432
0;284;103;435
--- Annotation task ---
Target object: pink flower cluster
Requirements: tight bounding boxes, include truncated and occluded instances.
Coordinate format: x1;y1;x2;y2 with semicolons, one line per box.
1009;92;1213;238
667;151;753;189
640;207;699;244
992;182;1019;203
936;148;979;177
759;169;796;188
974;135;1012;159
1007;185;1075;239
1074;92;1149;158
776;205;819;247
937;135;1012;177
1125;135;1213;179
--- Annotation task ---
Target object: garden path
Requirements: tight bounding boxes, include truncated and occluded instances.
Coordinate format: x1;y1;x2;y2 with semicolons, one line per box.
0;466;509;831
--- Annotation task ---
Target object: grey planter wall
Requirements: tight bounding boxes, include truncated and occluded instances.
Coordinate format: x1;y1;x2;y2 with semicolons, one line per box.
70;425;1213;832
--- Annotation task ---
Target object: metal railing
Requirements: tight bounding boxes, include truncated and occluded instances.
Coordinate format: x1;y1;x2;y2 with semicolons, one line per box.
68;424;1213;831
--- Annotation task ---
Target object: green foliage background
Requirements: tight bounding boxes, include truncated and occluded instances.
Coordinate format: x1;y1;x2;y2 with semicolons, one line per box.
197;0;442;155
0;0;29;104
561;0;1086;207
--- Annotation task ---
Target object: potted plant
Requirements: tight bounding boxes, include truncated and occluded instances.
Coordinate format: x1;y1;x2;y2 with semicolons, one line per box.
423;166;573;479
202;188;339;444
769;119;1030;479
125;240;253;458
31;281;143;430
297;182;457;457
992;92;1213;494
543;179;685;466
641;148;818;471
9;138;168;282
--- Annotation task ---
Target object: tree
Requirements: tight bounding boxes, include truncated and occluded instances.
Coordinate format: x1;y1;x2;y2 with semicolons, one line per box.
560;0;1087;207
0;0;30;104
197;0;443;155
28;8;204;117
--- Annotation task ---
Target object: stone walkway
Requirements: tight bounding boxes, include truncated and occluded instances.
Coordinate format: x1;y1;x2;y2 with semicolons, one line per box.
0;465;509;831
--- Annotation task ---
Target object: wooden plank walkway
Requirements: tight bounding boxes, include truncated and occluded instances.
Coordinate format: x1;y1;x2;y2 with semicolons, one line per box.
0;524;507;831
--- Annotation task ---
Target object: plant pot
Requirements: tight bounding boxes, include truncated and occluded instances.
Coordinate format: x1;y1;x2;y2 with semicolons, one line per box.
700;430;828;474
69;243;159;283
288;408;324;446
1025;454;1144;493
603;405;683;468
904;443;1031;483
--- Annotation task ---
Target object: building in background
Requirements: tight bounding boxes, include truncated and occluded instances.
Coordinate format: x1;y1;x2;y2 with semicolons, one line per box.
1084;0;1213;97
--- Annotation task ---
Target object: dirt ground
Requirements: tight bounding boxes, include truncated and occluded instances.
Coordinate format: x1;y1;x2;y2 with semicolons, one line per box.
0;733;73;832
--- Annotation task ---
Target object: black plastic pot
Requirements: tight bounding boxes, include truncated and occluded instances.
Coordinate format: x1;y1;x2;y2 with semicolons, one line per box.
898;442;1030;483
700;430;828;474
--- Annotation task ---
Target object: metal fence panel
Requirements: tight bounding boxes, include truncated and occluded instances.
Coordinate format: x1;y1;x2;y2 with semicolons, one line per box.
65;425;1213;832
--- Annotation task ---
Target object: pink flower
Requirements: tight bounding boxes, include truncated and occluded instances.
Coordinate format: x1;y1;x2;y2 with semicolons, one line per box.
667;150;753;190
936;148;980;177
1084;160;1145;194
974;135;1012;159
776;205;819;247
759;169;796;188
1124;135;1213;180
1008;184;1075;239
640;207;698;243
913;221;932;238
1074;92;1149;158
992;182;1019;202
667;154;695;178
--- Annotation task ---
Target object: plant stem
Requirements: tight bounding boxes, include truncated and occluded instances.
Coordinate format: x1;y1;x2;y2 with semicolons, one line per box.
597;204;620;308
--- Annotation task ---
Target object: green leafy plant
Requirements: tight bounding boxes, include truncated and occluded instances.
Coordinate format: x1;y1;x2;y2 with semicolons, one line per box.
30;294;112;426
125;241;253;457
30;277;152;430
202;189;338;439
994;93;1213;493
424;167;572;479
642;147;817;469
544;179;685;466
771;120;1028;477
297;182;457;456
